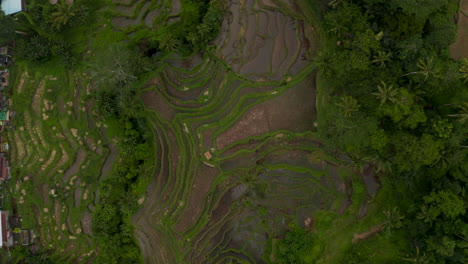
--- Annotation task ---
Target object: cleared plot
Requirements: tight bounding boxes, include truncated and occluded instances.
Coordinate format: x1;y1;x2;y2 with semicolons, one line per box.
111;0;176;31
214;0;313;81
216;74;316;149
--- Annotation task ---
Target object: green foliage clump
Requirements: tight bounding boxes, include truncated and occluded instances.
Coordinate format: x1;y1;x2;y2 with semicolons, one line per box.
27;0;91;33
273;226;322;264
10;247;55;264
370;129;389;152
431;118;453;139
85;42;154;264
143;0;224;55
0;10;17;45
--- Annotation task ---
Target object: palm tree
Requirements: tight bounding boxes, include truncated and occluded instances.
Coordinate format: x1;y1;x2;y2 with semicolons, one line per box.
372;51;392;68
404;57;440;80
447;102;468;124
329;0;346;8
401;246;430;263
368;156;392;173
416;57;439;80
187;32;199;50
347;153;370;173
459;58;468;83
372;81;398;105
431;150;450;169
158;32;177;52
383;207;404;233
51;0;76;30
313;51;334;76
417;204;434;225
335;96;360;117
197;22;211;44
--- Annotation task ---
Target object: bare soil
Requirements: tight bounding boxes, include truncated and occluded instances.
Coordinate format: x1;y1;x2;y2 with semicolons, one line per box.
141;90;177;121
450;0;468;59
175;165;219;233
216;73;316;149
99;127;118;181
352;223;384;244
63;148;86;182
32;80;45;116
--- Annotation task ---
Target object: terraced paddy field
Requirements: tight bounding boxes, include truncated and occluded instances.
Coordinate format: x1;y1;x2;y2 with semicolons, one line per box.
6;65;115;262
117;0;362;263
3;0;376;263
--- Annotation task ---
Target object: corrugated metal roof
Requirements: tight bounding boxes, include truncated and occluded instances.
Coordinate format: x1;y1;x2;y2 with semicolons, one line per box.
1;0;23;15
0;212;4;247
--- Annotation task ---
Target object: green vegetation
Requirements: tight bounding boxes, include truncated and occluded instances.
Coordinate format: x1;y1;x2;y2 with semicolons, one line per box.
311;0;468;263
2;0;227;262
1;0;467;263
270;225;322;264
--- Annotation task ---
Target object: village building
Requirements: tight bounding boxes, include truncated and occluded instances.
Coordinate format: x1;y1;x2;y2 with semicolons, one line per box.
1;0;26;15
0;135;8;153
0;109;9;121
0;46;14;68
0;211;13;247
0;156;10;181
0;70;9;89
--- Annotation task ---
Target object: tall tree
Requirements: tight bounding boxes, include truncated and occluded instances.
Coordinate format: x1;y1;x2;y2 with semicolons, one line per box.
335;96;360;117
372;51;392;68
0;11;17;44
87;44;138;88
459;58;468;83
50;0;77;31
447;102;468;124
415;57;440;80
372;81;398;104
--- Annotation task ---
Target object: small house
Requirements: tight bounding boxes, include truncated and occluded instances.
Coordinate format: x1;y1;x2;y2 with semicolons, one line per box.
0;109;9;121
0;70;9;89
0;211;13;247
0;136;8;153
0;157;10;181
0;142;8;153
1;0;26;15
0;46;14;67
20;229;33;245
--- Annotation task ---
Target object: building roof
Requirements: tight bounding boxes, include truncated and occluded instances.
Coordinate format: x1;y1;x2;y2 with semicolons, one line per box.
0;211;7;247
0;110;8;120
1;0;24;15
0;55;7;67
0;157;8;180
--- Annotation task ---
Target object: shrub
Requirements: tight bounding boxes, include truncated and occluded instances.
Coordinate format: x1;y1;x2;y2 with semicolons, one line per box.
274;226;321;264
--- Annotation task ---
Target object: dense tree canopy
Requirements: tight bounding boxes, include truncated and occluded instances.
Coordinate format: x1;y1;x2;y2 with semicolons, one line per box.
317;0;468;262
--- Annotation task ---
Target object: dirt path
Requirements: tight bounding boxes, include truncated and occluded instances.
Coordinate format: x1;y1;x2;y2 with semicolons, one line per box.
450;0;468;59
32;79;45;116
352;223;384;244
16;72;28;93
63;148;85;182
99;127;118;181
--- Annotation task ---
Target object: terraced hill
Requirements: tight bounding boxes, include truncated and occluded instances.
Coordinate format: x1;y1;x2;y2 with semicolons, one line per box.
4;0;362;263
128;0;353;263
7;67;116;263
111;0;181;30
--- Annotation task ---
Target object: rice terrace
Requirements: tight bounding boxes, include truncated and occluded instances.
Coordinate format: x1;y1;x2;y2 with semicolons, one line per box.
0;0;467;263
